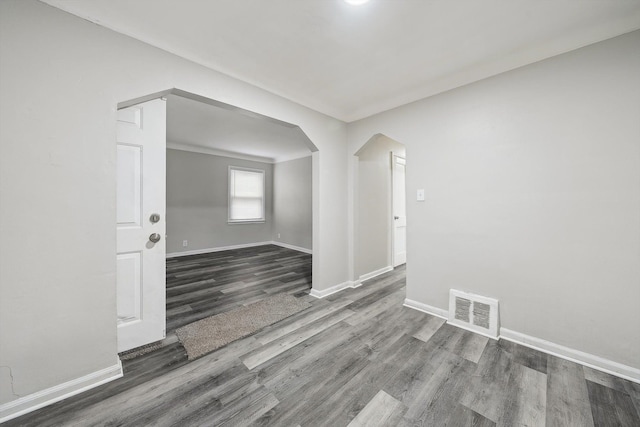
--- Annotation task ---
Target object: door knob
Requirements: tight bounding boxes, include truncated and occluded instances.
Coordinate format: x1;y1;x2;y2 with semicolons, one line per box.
149;233;161;243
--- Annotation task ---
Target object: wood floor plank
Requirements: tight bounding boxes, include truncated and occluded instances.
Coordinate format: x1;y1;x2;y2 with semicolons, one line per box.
446;404;497;427
584;365;631;394
44;357;243;426
176;384;273;426
499;339;548;375
587;379;640;427
326;303;425;364
419;322;464;351
7;245;637;427
545;356;594;427
456;332;490;364
218;391;280;427
347;390;407;427
412;314;446;343
459;340;515;423
289;331;420;426
258;323;365;399
402;353;477;425
241;308;355;369
383;340;451;404
499;361;547;427
255;351;370;426
624;380;640;422
418;323;489;365
297;359;401;426
113;363;254;426
344;287;405;326
252;297;353;345
345;277;405;311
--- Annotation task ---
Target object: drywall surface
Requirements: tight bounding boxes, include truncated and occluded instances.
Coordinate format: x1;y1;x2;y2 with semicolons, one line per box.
0;0;347;405
273;156;313;250
356;135;405;277
347;31;640;369
166;150;274;254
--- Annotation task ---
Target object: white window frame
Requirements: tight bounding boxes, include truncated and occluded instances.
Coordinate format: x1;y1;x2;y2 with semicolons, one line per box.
228;166;266;224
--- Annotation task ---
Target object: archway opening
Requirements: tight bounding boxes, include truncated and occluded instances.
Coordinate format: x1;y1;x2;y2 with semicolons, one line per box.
354;133;406;284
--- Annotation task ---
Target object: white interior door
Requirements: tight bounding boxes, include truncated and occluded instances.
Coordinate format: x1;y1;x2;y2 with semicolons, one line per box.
116;98;166;353
392;154;407;267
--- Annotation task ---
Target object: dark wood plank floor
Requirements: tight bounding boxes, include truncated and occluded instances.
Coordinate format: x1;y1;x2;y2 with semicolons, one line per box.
7;245;640;426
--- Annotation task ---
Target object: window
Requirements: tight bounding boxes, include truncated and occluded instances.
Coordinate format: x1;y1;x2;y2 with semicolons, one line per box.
228;166;265;223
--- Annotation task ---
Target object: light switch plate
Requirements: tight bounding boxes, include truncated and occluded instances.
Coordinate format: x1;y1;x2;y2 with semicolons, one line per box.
417;189;425;201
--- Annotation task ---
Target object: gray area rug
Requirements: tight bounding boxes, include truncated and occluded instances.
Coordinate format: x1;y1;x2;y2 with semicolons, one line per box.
176;293;311;360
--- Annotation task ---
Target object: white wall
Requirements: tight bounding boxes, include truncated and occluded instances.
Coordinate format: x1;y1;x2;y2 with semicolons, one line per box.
348;31;640;370
0;0;348;408
273;156;313;251
166;149;274;254
355;135;405;277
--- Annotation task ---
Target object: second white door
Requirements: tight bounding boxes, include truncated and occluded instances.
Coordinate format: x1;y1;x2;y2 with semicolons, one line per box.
392;154;407;267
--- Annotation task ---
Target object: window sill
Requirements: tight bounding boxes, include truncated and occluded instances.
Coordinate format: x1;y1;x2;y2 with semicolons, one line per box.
228;220;266;225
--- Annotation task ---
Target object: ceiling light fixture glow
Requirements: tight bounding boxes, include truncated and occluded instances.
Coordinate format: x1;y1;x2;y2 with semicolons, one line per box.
344;0;370;5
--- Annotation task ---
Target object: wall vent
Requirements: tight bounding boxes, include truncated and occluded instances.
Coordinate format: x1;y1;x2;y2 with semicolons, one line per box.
448;290;499;339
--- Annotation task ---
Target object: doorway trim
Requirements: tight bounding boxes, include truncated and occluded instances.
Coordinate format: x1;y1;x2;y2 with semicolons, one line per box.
117;88;320;323
351;134;406;287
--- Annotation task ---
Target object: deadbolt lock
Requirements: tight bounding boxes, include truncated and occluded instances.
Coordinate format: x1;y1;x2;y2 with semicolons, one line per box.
150;213;161;223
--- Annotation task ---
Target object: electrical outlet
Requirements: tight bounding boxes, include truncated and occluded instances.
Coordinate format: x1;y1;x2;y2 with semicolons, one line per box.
277;233;281;239
182;240;188;247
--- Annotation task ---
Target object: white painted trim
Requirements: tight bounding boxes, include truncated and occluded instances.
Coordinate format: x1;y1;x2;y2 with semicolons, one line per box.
270;241;312;254
404;300;640;383
500;328;640;384
0;360;123;423
167;141;275;164
359;266;393;283
274;152;313;164
167;241;312;258
310;280;360;299
166;241;273;258
228;165;266;223
403;298;448;319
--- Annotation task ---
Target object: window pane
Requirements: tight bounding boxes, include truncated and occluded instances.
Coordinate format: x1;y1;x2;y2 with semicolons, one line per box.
230;197;263;220
232;170;263;197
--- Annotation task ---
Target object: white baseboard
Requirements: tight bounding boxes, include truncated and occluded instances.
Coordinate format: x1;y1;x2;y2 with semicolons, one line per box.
404;299;640;383
310;280;360;299
166;241;273;258
359;266;393;283
403;298;448;319
167;241;312;258
270;241;312;254
500;328;640;384
0;360;123;423
309;266;391;300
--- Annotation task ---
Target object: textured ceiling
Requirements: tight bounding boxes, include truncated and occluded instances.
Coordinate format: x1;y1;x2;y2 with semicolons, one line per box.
43;0;640;122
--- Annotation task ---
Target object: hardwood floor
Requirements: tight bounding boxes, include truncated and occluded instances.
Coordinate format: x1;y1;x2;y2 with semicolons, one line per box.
7;245;640;426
